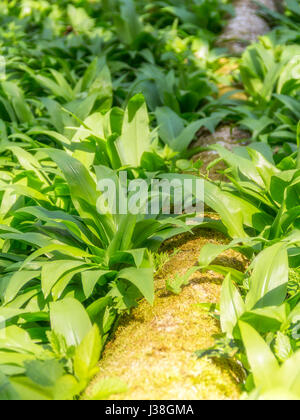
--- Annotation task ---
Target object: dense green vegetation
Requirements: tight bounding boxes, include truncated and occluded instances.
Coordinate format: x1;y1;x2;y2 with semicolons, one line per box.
194;0;300;400
0;0;299;400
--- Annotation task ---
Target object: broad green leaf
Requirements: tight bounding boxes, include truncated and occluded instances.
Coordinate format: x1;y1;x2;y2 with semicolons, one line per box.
44;149;97;205
44;149;114;246
25;359;64;388
34;74;74;102
246;242;289;310
74;325;102;381
247;148;280;190
211;144;264;187
51;266;95;301
0;184;51;204
0;326;43;355
220;274;245;337
239;321;279;391
155;106;184;148
202;265;244;284
198;243;234;267
53;375;81;401
21;244;92;269
203;181;247;237
10;376;52;401
0;232;50;248
82;270;110;299
258;388;299;401
173;120;206;152
4;271;38;304
67;5;95;33
240;304;287;333
118;267;154;305
0;307;27;322
278;350;300;397
41;260;86;298
114;0;142;45
116;94;151;167
0;352;36;366
0;372;20;400
88;377;128;400
274;332;292;362
50;299;92;347
1;82;33;123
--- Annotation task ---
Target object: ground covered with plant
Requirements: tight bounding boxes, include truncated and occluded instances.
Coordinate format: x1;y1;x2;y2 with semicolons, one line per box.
0;0;299;401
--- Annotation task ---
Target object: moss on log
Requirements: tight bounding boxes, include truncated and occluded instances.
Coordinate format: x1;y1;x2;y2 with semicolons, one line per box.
85;230;246;400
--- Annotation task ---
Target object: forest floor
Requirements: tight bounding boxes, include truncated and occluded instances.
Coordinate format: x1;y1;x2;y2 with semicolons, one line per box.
84;0;278;400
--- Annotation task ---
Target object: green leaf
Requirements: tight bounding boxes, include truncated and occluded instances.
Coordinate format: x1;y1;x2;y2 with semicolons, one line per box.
0;352;36;366
74;325;102;381
118;267;154;305
50;299;92;347
10;376;53;401
246;242;289;310
202;265;244;285
211;144;264;187
0;326;43;355
203;181;248;238
240;305;287;333
239;321;279;391
166;267;199;295
4;271;38;304
67;5;95;32
25;359;64;388
116;94;151;167
88;377;128;400
0;372;20;400
155;106;184;147
247;148;280;190
82;270;110;299
114;0;142;45
257;388;300;401
21;244;92;269
34;74;74;102
53;375;81;401
274;332;292;363
173;120;210;152
278;350;300;397
155;106;211;151
0;184;51;204
41;260;86;298
0;307;28;323
1;82;33;123
198;243;234;267
44;149;97;206
220;274;245;337
44;149;114;246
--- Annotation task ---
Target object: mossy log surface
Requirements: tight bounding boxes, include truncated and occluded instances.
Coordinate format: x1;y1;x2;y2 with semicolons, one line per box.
85;230;247;400
219;0;278;53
